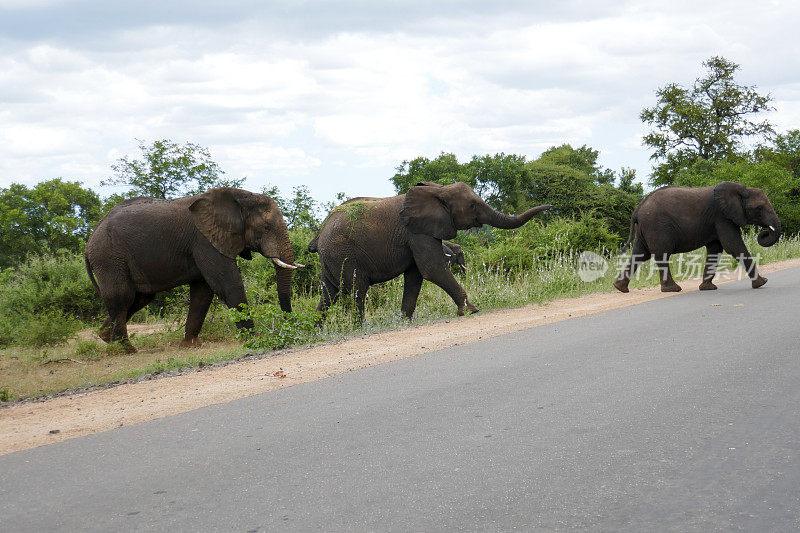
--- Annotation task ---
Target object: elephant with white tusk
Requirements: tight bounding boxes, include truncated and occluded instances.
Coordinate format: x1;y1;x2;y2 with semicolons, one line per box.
442;240;466;272
85;187;303;352
614;181;782;293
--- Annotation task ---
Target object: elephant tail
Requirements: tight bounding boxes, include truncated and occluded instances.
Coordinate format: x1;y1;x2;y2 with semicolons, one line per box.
307;232;319;253
620;212;638;253
85;253;100;293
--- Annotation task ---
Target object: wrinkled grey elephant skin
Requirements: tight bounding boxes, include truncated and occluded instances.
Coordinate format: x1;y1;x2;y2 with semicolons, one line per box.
308;181;550;320
85;187;301;352
614;181;782;293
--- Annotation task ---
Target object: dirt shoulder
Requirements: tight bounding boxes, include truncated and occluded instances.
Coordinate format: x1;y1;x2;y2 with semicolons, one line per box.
3;258;799;456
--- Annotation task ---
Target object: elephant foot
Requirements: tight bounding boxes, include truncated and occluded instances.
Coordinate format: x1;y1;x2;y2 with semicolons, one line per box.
698;281;717;291
466;301;479;314
112;340;137;354
97;328;112;343
180;337;203;349
660;283;682;293
612;279;630;293
752;275;768;289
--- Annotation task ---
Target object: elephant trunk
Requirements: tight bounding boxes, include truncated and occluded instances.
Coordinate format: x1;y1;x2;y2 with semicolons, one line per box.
479;203;552;229
757;220;782;247
272;232;297;313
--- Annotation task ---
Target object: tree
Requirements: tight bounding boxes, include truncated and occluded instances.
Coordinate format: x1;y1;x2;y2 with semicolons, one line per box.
538;144;615;185
468;153;528;211
641;56;774;186
263;184;324;230
390;152;475;194
0;179;102;267
103;139;244;199
756;129;800;179
617;167;643;195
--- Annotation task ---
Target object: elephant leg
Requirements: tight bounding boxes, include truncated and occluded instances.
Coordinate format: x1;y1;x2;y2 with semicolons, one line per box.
97;279;137;353
410;237;477;316
614;239;651;293
655;253;681;292
316;277;340;317
717;224;766;287
181;281;214;348
352;277;370;323
194;255;254;330
700;241;723;290
401;266;423;319
128;292;155;318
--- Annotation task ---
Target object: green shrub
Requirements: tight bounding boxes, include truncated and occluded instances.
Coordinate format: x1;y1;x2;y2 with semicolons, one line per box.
3;307;83;346
74;338;104;359
0;253;98;345
470;216;620;271
0;252;101;320
229;303;320;350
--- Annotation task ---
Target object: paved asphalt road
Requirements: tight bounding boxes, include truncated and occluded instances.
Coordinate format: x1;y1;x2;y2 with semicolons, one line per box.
3;268;800;531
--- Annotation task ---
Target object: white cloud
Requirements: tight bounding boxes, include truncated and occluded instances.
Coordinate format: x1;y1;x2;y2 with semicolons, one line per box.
1;0;800;198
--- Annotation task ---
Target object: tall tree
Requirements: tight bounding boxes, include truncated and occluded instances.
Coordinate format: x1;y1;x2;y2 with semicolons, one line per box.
756;129;800;179
0;179;102;267
641;56;774;186
538;144;615;185
103;139;244;199
390;153;475;194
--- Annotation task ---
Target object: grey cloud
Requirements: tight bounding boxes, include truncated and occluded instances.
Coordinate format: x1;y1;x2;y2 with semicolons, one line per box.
0;0;622;46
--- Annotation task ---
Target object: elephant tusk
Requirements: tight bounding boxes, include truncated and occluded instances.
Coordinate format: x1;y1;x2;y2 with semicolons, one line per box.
769;225;776;231
272;258;298;269
294;262;305;268
445;253;452;257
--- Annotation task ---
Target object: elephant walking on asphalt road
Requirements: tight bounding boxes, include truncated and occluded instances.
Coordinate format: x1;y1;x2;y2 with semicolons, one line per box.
85;188;303;352
614;181;782;293
308;181;551;321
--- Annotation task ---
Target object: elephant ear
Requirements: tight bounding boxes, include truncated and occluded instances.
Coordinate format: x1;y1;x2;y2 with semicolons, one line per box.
401;182;457;240
188;188;246;258
714;181;750;227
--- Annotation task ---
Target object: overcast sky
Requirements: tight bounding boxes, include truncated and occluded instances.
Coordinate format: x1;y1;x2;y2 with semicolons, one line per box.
1;0;799;203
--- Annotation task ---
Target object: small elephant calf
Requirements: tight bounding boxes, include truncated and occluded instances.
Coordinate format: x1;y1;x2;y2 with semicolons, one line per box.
442;241;466;272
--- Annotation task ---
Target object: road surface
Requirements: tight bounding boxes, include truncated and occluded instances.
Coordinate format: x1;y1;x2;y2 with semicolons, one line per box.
2;268;800;531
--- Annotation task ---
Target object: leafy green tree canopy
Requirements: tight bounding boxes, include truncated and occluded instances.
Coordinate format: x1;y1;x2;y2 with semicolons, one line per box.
756;129;800;180
0;179;102;267
641;56;774;186
103;139;244;199
263;184;323;230
391;152;475;194
538;144;615;185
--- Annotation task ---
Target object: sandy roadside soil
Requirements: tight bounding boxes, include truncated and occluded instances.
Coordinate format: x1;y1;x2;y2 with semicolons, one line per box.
3;258;799;456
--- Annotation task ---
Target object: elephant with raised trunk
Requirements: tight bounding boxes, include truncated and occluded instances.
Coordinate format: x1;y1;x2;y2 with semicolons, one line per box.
614;181;781;293
85;187;303;352
308;181;550;320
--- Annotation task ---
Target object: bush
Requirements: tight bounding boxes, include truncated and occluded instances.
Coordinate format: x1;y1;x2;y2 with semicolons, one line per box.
1;252;101;319
0;253;100;346
0;307;82;346
470;216;620;271
229;303;320;350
